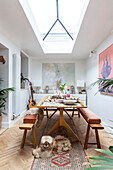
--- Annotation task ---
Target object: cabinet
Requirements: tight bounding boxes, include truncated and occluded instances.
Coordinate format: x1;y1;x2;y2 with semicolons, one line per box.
74;94;87;105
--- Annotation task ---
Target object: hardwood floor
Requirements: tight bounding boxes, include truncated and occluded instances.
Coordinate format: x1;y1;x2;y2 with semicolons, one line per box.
0;111;112;170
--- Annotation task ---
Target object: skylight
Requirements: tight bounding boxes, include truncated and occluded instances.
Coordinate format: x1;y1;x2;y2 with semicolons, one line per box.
19;0;90;53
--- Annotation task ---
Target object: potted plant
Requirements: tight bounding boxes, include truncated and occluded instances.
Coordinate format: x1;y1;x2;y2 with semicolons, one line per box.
83;78;113;169
89;78;113;93
59;83;66;94
0;87;14;128
21;73;30;88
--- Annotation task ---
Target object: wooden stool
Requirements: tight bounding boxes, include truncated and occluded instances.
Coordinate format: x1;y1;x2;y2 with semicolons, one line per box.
19;123;36;149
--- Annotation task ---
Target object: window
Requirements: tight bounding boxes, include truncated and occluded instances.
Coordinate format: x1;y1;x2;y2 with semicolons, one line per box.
20;0;90;53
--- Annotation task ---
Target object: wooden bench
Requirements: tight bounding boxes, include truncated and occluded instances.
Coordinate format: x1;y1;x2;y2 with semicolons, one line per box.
77;108;104;149
19;123;36;149
19;114;38;148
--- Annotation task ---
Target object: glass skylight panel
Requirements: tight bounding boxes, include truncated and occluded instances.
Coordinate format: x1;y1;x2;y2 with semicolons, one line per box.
28;0;88;38
19;0;90;53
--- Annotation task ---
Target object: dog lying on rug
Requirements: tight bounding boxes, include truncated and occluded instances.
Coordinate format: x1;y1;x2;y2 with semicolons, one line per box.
33;135;71;158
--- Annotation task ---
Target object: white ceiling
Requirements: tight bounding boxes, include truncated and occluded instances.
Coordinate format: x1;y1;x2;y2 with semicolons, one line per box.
0;43;7;50
0;0;113;60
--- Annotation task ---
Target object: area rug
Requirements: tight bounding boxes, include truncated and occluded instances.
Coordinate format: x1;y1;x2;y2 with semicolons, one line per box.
31;114;90;170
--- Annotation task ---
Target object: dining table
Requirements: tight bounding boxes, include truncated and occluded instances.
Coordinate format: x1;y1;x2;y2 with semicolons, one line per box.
37;95;87;142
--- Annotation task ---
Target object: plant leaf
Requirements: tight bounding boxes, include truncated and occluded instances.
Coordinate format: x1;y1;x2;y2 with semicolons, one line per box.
89;156;113;162
95;149;113;157
88;78;113;92
89;161;113;166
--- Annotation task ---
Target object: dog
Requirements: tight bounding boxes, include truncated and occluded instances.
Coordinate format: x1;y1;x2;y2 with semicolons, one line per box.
32;136;54;158
53;135;71;154
32;135;71;158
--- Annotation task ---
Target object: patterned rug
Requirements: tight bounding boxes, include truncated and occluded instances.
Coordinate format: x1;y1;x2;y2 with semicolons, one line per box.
31;114;90;170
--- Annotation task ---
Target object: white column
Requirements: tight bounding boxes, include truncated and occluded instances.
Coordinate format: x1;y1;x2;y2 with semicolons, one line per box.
11;52;21;119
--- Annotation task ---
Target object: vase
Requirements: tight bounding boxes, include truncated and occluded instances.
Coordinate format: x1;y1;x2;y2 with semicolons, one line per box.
21;81;25;89
61;90;64;94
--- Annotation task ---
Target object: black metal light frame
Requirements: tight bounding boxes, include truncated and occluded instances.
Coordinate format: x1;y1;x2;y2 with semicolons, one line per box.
43;0;73;41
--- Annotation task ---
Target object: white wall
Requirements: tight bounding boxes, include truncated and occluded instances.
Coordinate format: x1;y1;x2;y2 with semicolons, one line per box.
29;59;86;93
20;89;29;114
0;33;29;128
21;53;28;78
86;32;113;133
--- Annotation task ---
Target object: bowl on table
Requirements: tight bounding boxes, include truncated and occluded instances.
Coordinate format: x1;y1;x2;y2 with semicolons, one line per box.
56;99;64;103
63;99;77;105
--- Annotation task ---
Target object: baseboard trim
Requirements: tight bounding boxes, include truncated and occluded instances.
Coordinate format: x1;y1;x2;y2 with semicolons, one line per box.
101;120;113;137
1;110;26;128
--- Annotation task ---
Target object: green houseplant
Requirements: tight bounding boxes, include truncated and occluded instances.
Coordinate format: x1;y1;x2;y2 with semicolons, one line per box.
0;85;14;128
21;73;32;88
59;83;66;94
89;78;113;93
84;78;113;169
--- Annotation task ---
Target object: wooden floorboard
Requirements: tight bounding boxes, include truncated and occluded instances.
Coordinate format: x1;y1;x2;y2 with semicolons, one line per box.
0;111;112;170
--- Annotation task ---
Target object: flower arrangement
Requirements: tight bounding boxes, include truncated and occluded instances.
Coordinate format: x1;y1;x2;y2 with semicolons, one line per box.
21;73;32;86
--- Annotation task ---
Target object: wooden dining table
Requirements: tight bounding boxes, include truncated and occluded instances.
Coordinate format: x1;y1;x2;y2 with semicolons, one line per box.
37;95;87;142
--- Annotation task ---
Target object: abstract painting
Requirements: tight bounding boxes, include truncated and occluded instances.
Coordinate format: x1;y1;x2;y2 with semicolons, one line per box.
99;44;113;94
42;63;75;90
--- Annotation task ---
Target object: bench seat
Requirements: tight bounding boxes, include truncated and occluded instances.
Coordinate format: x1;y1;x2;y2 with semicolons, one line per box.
23;114;38;124
78;108;101;124
19;114;38;148
77;108;104;149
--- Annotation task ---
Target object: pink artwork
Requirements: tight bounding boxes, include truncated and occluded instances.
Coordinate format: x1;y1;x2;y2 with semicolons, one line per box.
99;44;113;94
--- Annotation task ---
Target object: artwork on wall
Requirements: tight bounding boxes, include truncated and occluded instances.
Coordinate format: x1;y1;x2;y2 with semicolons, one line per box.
99;44;113;94
42;63;75;90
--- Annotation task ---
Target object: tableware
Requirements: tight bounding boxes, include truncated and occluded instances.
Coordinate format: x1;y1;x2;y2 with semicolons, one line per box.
64;99;77;105
56;99;64;103
66;94;70;97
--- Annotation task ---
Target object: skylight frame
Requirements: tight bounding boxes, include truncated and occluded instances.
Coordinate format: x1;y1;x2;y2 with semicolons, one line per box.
43;0;73;41
19;0;90;53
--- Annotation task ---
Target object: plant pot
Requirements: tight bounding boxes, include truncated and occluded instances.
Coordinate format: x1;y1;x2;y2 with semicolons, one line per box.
21;81;25;89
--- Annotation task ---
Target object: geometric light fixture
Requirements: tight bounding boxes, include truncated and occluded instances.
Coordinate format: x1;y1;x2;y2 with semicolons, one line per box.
43;0;73;41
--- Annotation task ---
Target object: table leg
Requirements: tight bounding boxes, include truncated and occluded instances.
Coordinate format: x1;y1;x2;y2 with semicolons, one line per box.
47;121;59;135
47;108;80;141
59;108;79;141
46;108;49;118
62;118;80;141
63;109;72;119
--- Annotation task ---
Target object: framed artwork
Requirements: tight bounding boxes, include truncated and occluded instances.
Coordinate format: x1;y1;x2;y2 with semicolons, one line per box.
99;44;113;95
42;63;75;90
